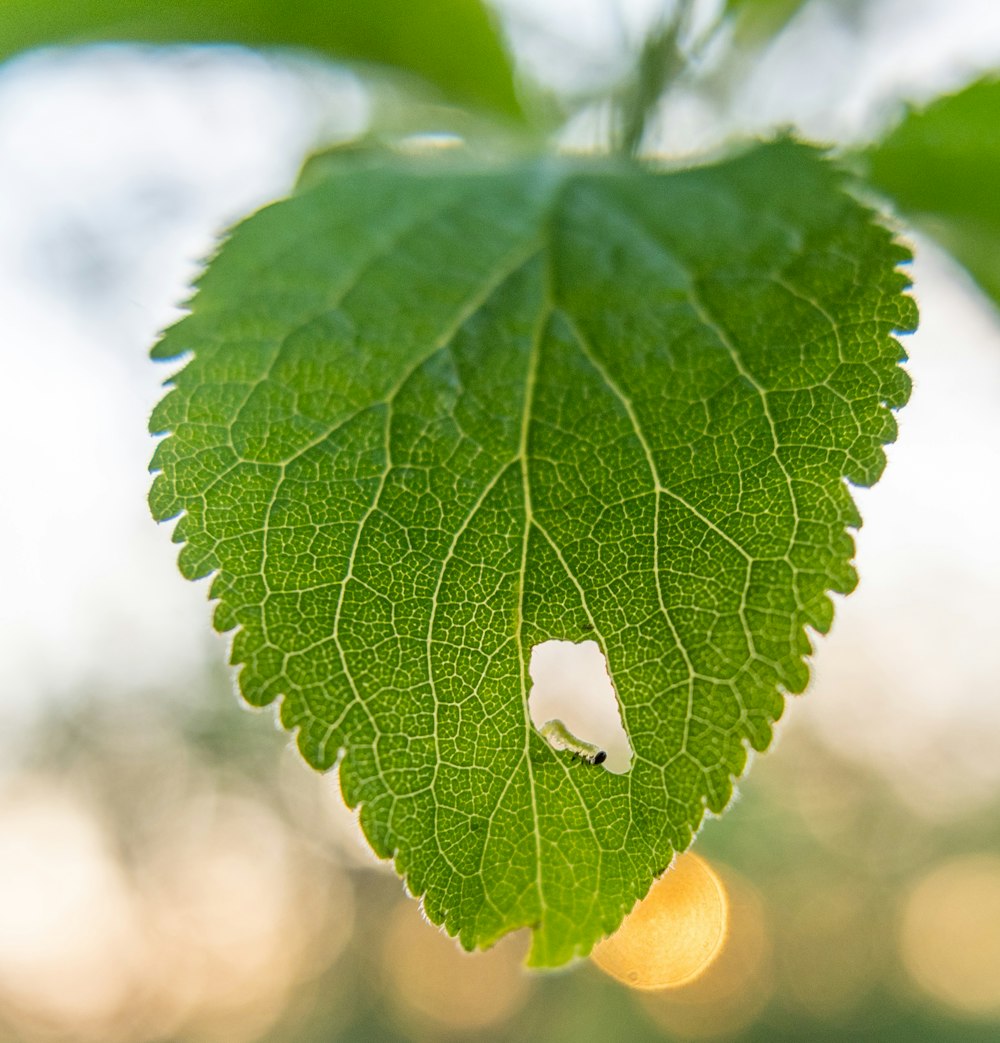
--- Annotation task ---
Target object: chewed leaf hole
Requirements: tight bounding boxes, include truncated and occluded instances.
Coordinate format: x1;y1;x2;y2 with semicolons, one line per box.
528;640;634;774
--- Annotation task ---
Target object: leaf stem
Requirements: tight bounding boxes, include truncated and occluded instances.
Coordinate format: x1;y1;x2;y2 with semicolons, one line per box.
614;0;697;157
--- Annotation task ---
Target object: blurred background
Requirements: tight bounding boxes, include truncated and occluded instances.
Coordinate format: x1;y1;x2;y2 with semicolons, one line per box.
2;0;1000;1040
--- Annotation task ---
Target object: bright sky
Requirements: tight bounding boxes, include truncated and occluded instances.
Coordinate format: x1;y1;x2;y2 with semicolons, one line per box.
1;0;1000;806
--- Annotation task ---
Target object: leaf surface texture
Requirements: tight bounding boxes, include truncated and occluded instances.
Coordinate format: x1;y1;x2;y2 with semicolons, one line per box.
150;141;914;964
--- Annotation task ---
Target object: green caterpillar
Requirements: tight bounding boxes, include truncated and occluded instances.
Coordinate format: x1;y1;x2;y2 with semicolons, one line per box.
540;719;607;766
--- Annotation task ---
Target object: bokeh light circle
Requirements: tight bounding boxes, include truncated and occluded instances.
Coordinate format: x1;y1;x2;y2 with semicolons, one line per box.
591;852;728;990
382;901;529;1033
900;855;1000;1017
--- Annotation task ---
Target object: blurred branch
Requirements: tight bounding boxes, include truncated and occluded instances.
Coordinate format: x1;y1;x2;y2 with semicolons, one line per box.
614;0;726;156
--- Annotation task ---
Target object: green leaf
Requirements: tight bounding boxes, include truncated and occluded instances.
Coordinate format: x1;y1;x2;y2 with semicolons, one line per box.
0;0;522;119
724;0;810;42
863;77;1000;306
149;140;914;966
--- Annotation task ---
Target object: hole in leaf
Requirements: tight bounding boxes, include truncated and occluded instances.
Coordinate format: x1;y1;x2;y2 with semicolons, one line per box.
528;640;633;774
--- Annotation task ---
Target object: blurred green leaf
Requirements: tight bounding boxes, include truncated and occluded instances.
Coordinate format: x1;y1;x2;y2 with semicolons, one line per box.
724;0;869;48
864;78;1000;305
149;140;913;966
725;0;810;42
0;0;522;118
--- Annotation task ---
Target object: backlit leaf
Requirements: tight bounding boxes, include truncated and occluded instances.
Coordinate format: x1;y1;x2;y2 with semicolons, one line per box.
150;140;914;965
